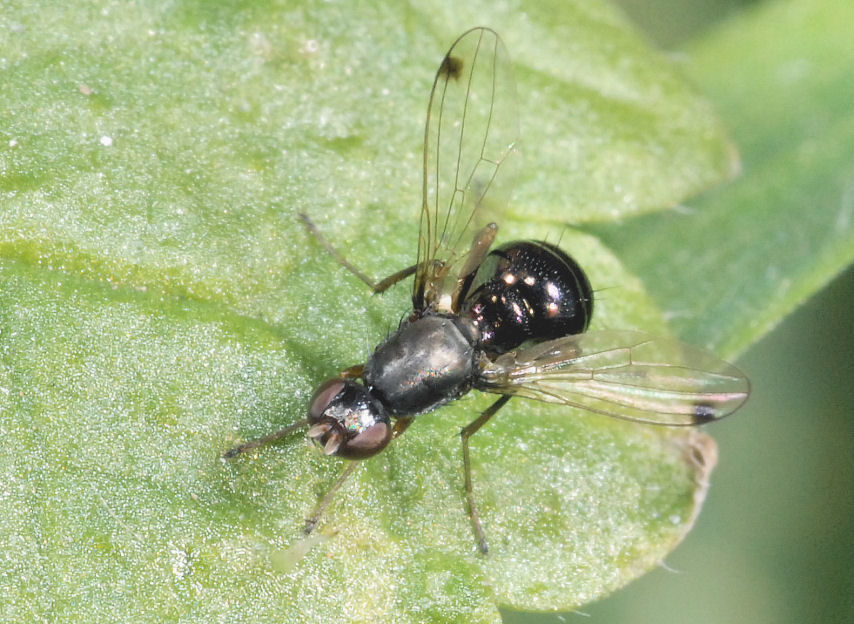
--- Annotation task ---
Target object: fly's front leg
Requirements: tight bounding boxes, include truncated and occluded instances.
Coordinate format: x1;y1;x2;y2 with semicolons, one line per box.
338;364;365;379
461;394;511;554
298;213;417;294
223;418;309;458
305;415;413;534
391;417;414;439
224;361;364;457
304;461;361;534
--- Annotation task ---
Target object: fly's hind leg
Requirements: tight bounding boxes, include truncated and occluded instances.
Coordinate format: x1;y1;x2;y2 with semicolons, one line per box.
298;213;417;293
460;395;512;554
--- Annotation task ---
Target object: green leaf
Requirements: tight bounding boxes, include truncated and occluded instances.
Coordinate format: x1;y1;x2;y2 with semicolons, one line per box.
1;1;757;622
590;0;854;358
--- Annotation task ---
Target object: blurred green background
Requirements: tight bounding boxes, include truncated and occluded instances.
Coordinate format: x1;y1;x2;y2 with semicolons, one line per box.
507;1;854;622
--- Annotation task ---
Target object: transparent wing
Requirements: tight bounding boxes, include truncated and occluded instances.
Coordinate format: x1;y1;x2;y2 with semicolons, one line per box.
477;330;750;425
414;27;519;313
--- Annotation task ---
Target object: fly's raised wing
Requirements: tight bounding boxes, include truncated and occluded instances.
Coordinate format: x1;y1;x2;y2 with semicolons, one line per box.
477;330;750;425
414;27;519;313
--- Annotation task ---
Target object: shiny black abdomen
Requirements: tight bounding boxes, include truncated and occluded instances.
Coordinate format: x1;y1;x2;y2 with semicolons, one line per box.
462;241;593;354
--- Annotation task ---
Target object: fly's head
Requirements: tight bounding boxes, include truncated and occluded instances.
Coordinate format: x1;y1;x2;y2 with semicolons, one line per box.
307;379;392;459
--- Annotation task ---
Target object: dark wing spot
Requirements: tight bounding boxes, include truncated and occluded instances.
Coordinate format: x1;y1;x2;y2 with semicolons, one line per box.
692;403;717;424
689;444;706;468
438;54;464;81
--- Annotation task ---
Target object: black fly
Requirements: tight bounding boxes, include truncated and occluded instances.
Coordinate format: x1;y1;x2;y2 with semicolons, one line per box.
226;27;750;554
